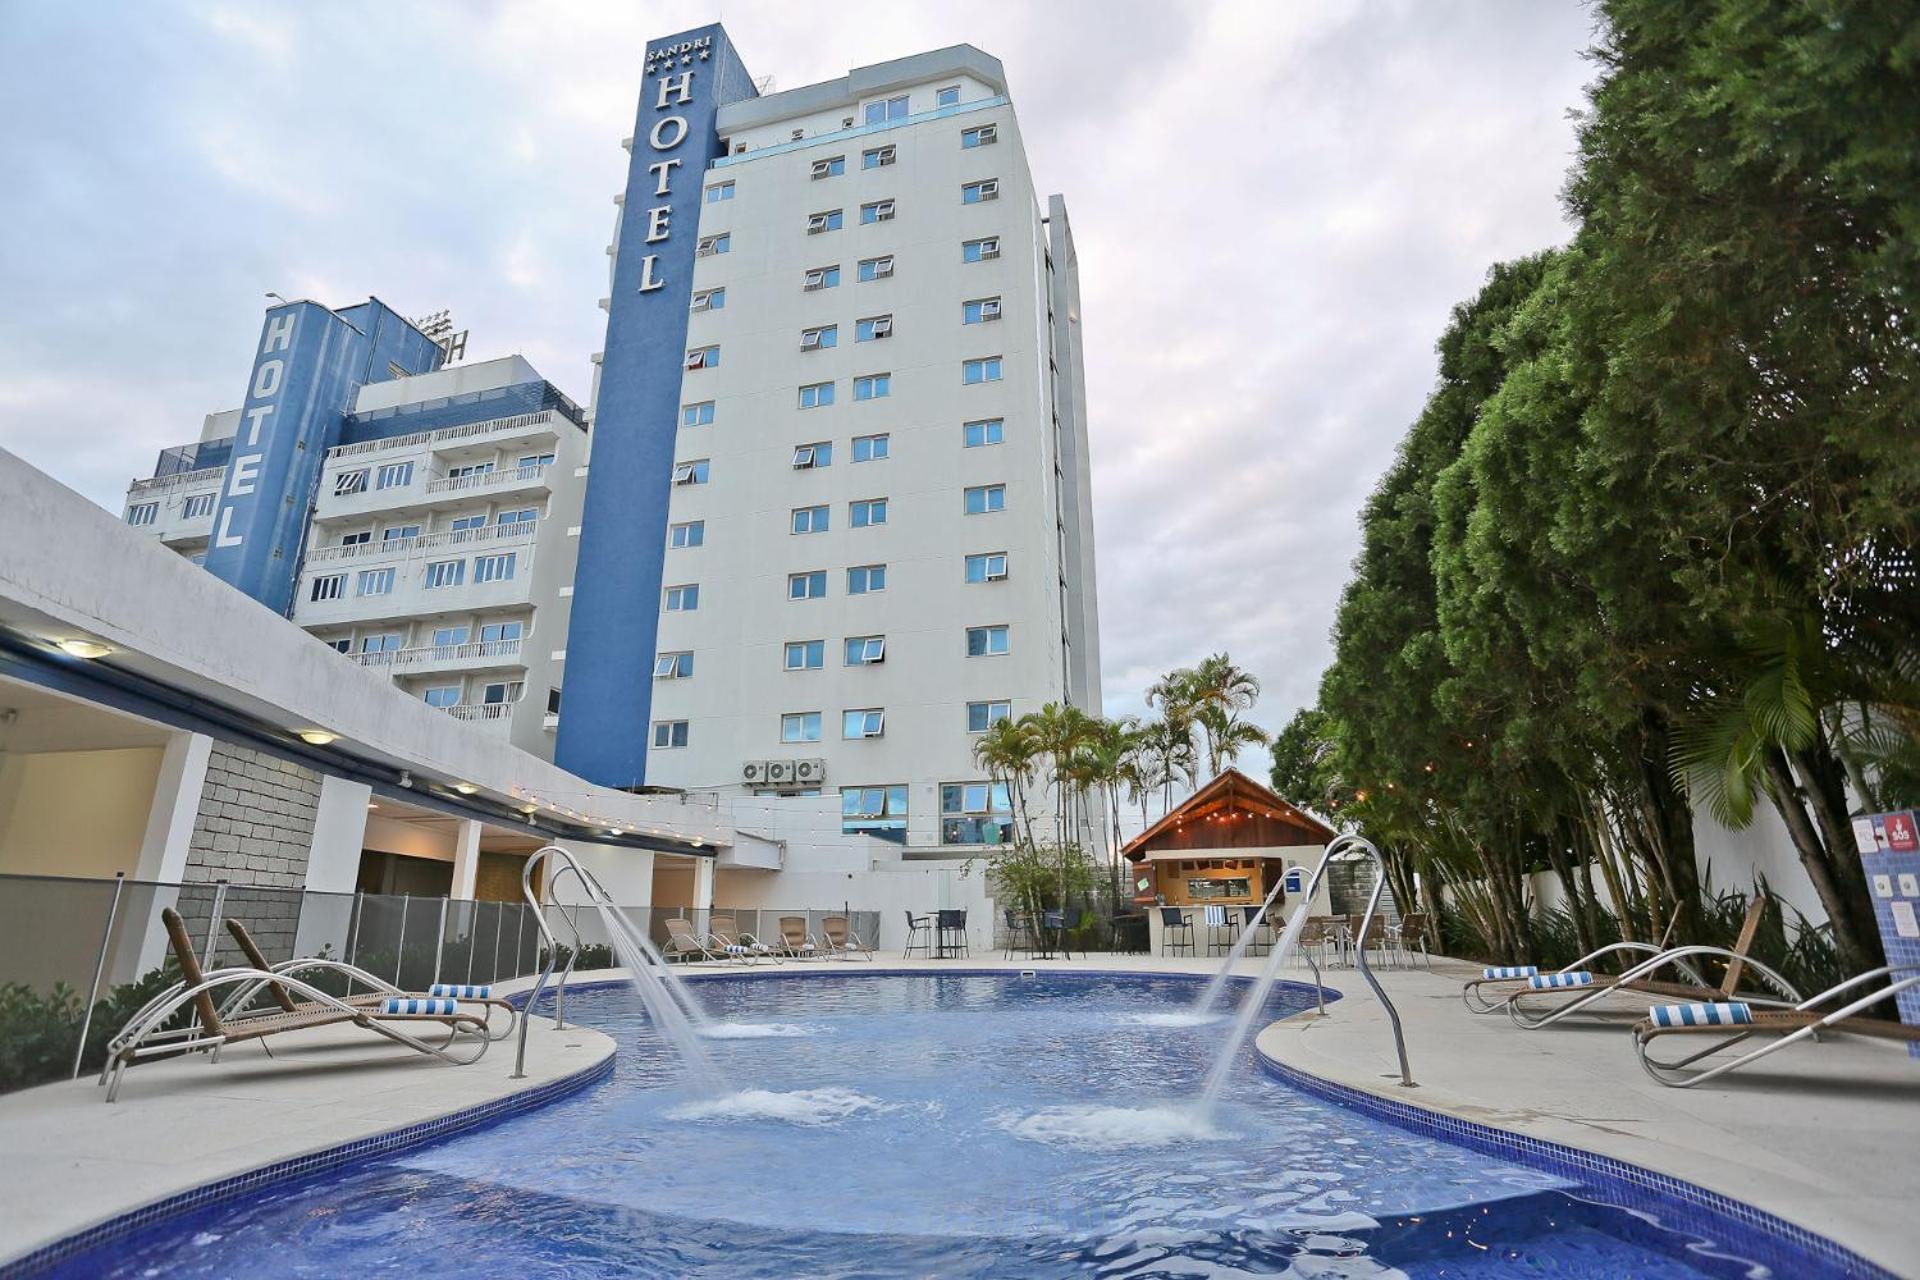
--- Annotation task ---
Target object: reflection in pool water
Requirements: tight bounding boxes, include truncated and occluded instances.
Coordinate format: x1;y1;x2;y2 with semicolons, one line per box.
41;973;1852;1278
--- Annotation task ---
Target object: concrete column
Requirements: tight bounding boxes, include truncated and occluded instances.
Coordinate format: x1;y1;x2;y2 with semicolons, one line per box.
450;819;482;900
134;731;212;884
304;774;372;893
692;854;715;914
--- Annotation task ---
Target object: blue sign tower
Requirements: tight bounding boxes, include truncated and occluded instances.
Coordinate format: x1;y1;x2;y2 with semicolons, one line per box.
201;299;443;615
556;25;758;788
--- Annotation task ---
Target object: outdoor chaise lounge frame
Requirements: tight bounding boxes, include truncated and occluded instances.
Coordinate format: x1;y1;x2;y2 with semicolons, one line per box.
709;913;783;963
820;914;875;960
1633;965;1920;1088
775;915;824;960
99;908;491;1102
663;916;743;964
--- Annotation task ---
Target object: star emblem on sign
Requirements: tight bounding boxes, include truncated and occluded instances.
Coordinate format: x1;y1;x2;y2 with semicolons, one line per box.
698;48;710;59
680;53;692;65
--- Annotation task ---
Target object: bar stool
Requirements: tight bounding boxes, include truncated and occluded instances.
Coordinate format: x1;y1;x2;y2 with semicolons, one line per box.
1159;906;1194;956
1240;904;1270;957
936;908;970;958
1203;904;1235;955
903;909;933;958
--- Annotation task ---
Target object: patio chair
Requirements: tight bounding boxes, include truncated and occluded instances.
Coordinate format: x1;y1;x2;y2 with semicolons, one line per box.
222;916;517;1039
821;914;875;961
1391;912;1432;970
101;908;490;1102
936;908;970;959
1159;906;1194;957
1503;897;1802;1029
663;916;734;964
904;909;934;958
1240;904;1272;957
1632;965;1920;1088
1000;908;1032;960
710;912;778;963
1293;917;1337;970
775;915;823;960
1345;913;1393;968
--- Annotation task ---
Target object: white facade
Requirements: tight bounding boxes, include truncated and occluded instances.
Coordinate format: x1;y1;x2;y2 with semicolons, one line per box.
623;50;1102;853
124;356;588;759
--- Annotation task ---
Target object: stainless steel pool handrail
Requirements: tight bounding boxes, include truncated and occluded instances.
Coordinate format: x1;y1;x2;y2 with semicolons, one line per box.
1287;833;1413;1086
512;844;606;1079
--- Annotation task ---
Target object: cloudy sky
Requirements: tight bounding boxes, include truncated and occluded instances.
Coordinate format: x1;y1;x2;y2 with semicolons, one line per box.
0;0;1595;773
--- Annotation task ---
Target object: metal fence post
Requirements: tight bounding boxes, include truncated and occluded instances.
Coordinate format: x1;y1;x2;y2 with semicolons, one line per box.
465;901;477;986
491;901;505;984
70;873;127;1080
346;890;364;998
201;880;229;969
513;906;526;979
432;897;448;988
395;894;410;985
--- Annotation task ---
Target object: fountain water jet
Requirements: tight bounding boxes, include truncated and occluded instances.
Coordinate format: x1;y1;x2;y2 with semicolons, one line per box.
1193;876;1290;1016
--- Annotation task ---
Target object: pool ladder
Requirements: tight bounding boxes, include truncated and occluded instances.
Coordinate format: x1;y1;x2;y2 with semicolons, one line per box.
512;844;609;1080
1292;833;1415;1088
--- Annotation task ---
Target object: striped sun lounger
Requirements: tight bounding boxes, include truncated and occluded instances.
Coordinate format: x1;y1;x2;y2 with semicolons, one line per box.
381;996;461;1016
1647;1001;1753;1028
1528;971;1595;990
1483;965;1538;980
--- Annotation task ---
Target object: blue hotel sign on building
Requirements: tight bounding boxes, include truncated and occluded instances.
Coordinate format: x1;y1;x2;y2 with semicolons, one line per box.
558;25;757;789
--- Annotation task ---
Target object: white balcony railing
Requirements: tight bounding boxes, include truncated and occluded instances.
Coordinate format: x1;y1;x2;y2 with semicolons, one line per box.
423;463;550;496
354;638;524;669
327;410;560;461
129;465;225;495
442;701;518;723
305;519;537;564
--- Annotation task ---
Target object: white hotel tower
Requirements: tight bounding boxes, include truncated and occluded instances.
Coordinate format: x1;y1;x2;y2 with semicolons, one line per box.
566;37;1103;851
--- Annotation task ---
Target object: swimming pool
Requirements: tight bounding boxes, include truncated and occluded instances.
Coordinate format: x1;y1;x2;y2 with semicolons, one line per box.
29;972;1875;1277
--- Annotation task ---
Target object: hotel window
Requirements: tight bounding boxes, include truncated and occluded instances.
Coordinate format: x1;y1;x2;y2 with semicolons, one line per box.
480;680;523;706
841;784;908;839
696;233;730;257
791;504;830;535
962;179;999;204
669;520;705;548
962;237;1000;263
852;433;890;462
965;552;1009;583
358;633;402;655
862;145;895;169
963;297;1002;324
941;781;1013;845
963;418;1004;447
424;686;461;710
789;570;828;600
784;639;825;671
326;638;352;654
857;255;894;282
481;620;522;644
781;711;823;743
806;209;844;234
446;462;494;479
432;625;470;647
356;568;395;597
450;515;487;533
384;524;421;541
853;373;891;401
864;94;909;124
967;700;1013;733
685;345;720;371
376;461;414;490
936;85;961;108
705;181;735;202
653;720;690;749
182;492;215;519
341;530;372;545
963;356;1003;384
797;382;835;410
843;708;885;740
801;324;839;352
310;574;346;602
653;651;694;680
334;469;369;496
517;452;555;469
804;264;841;290
497;507;538;526
844;635;886;665
860;199;895;224
964;484;1006;514
847;563;887;594
425;559;465;589
473;552;516;583
681;400;716;427
810;155;846;179
962;124;997;148
664;583;700;611
671;459;710;485
967;624;1010;657
856;315;892;342
126;502;158;526
849;498;887;528
691;287;725;312
792;442;832;469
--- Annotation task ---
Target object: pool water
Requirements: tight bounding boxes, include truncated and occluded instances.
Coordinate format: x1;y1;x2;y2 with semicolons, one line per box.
44;973;1831;1278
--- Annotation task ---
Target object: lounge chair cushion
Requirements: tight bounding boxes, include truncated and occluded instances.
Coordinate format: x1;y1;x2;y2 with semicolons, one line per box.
1649;1001;1754;1028
1483;965;1539;980
428;984;490;998
723;944;751;955
382;997;459;1016
1527;971;1595;989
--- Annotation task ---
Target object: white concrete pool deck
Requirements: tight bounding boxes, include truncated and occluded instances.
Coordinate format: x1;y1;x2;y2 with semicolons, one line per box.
0;954;1915;1275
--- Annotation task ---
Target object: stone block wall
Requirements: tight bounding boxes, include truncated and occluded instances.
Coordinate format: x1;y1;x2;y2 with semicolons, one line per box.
183;742;323;889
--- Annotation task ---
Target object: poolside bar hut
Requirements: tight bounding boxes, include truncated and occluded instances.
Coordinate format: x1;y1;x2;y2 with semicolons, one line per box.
1123;769;1337;954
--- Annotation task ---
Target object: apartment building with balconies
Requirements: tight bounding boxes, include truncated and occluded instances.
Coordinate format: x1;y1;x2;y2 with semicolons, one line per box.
124;329;588;759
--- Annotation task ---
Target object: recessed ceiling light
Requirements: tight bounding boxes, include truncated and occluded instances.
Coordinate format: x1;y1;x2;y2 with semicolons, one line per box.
298;729;337;746
453;782;478;795
56;638;112;659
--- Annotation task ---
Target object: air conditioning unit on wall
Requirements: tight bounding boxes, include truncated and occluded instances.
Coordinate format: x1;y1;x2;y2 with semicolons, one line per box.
741;761;769;785
767;759;795;784
795;758;827;784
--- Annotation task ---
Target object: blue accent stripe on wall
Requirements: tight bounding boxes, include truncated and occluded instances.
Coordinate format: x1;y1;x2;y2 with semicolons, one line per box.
556;24;758;788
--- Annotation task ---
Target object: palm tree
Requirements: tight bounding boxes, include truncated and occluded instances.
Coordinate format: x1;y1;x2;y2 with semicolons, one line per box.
1189;653;1261;713
972;717;1038;847
1136;714;1197;814
1075;716;1140;899
1194;702;1271;777
1022;702;1099;849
